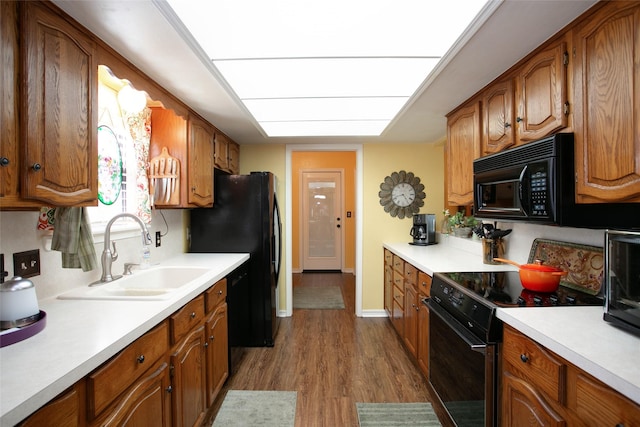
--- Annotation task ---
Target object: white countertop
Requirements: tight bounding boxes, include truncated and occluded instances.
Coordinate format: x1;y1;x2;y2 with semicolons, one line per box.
384;235;517;275
385;236;640;406
0;253;249;427
497;307;640;405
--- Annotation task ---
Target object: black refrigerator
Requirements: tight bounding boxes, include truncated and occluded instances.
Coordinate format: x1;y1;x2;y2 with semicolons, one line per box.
189;171;281;347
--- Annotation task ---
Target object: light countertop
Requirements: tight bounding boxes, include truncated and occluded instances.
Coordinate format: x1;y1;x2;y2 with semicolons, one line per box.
384;235;640;406
0;253;249;427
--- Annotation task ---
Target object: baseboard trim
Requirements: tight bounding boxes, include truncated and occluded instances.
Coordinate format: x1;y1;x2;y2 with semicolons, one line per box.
361;309;388;318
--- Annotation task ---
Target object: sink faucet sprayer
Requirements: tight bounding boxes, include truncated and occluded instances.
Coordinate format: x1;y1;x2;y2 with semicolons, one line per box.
93;213;152;285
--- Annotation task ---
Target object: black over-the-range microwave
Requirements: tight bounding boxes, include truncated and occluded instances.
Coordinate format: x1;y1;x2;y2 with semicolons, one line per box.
473;133;639;229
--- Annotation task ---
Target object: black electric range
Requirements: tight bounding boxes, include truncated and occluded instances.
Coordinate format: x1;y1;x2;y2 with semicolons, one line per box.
429;271;604;343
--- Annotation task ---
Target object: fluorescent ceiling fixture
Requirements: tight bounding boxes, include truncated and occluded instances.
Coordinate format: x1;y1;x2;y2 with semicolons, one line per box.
165;0;489;137
244;97;409;122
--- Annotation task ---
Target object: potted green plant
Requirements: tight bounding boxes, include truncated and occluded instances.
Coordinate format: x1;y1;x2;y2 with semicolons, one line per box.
449;212;478;238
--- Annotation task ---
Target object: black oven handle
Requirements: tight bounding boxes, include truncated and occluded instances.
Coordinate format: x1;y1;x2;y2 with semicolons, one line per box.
428;298;487;354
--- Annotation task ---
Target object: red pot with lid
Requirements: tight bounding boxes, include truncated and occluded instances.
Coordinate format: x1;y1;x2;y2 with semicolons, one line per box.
493;258;568;292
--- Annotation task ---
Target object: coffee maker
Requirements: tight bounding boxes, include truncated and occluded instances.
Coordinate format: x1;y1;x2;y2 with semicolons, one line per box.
410;213;436;246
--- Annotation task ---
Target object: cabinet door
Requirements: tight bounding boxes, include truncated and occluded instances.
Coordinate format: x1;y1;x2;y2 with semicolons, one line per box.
205;303;228;407
227;140;239;174
171;324;207;427
403;283;418;358
98;361;172;427
21;2;98;206
502;371;566;427
446;101;481;206
21;383;85;427
384;264;393;317
0;1;40;209
482;78;515;154
573;2;640;202
187;117;214;207
214;133;229;171
515;40;568;142
416;294;429;378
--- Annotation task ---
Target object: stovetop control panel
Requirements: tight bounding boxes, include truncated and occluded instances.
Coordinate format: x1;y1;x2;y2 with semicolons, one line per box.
430;275;495;340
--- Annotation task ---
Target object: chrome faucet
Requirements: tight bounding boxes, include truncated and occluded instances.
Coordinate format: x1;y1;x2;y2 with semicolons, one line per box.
95;213;152;284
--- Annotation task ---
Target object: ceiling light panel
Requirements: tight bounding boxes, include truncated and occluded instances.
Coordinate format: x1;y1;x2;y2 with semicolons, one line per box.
166;0;488;59
164;0;490;137
260;120;390;137
243;97;408;122
214;57;439;99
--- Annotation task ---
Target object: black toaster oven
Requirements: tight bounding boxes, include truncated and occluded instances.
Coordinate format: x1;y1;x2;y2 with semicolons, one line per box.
604;230;640;335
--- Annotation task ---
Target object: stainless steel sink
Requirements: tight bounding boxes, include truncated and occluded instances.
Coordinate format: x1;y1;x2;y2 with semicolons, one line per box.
58;266;211;301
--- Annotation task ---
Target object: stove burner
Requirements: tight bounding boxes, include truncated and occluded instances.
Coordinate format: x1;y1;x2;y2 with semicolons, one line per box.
439;271;603;308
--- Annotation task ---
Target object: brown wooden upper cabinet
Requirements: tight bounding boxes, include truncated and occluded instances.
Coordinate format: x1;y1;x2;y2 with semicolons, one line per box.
228;140;240;174
482;78;515;154
446;101;481;206
515;39;569;143
572;1;640;203
188;116;215;207
1;1;98;209
481;38;569;155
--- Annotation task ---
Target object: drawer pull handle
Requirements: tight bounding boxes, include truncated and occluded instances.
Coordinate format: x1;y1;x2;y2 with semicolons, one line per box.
166;385;173;394
218;290;223;295
31;163;42;172
137;355;145;364
520;354;529;363
190;312;196;319
204;342;209;348
210;335;215;341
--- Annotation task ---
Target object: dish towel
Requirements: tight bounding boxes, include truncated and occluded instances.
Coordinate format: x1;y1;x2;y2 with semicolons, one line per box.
51;207;98;272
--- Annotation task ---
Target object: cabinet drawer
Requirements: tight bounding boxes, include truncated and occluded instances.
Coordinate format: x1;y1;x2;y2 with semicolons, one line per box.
502;325;566;404
87;321;169;419
384;249;393;266
418;271;432;297
392;255;404;274
170;295;205;344
575;371;640;426
205;278;227;313
393;284;404;309
393;270;404;291
404;263;418;286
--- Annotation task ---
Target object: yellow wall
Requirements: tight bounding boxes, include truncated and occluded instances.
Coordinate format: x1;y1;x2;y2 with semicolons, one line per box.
240;140;446;313
362;141;445;310
291;151;356;272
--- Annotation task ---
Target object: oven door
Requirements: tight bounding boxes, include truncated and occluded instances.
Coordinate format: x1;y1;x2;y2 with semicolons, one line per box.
428;300;497;427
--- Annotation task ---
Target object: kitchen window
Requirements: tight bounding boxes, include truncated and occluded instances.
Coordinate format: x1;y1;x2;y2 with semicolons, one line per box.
90;66;151;242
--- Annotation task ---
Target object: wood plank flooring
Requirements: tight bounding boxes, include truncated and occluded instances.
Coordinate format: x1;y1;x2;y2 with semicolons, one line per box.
203;272;434;426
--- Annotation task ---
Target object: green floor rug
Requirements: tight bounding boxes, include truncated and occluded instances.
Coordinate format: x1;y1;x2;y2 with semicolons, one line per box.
212;390;297;427
293;286;345;309
356;402;442;426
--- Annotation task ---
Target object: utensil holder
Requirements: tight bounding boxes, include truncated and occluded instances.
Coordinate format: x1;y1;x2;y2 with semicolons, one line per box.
482;238;505;264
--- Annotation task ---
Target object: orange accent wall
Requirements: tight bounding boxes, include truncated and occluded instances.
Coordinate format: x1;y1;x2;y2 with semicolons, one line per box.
292;151;356;272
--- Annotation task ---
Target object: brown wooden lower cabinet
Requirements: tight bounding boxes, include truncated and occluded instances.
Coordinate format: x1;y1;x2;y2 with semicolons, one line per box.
383;249;432;379
96;360;172;427
501;324;640;426
19;383;86;427
170;324;207;427
19;278;230;427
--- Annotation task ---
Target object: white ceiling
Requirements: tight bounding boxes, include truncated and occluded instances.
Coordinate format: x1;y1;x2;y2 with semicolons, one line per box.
52;0;598;145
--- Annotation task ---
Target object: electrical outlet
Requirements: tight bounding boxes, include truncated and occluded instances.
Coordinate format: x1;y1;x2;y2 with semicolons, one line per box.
13;249;40;278
156;231;161;247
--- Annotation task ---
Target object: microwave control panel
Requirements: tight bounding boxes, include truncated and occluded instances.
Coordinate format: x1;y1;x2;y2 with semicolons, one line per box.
528;163;548;216
530;170;548;216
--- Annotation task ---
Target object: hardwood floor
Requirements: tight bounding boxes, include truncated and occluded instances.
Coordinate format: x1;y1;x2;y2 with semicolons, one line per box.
203;272;434;426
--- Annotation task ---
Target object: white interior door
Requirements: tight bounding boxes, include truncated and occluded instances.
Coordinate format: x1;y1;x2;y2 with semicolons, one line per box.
301;170;343;270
